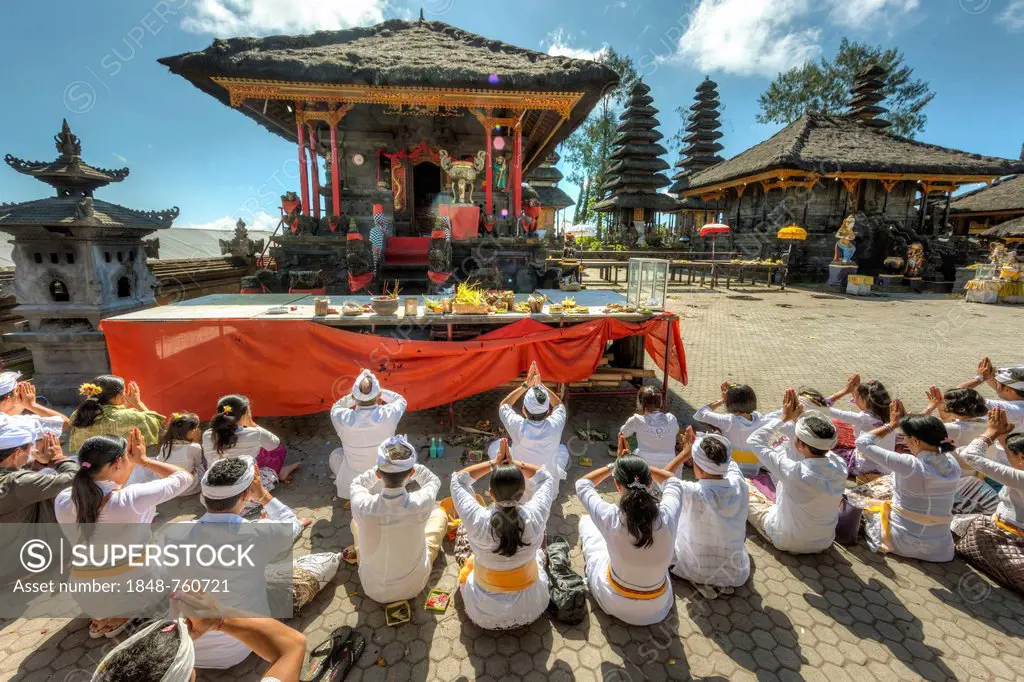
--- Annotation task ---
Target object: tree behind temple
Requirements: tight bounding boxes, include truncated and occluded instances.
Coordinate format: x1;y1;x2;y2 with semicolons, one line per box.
562;48;639;231
756;38;934;138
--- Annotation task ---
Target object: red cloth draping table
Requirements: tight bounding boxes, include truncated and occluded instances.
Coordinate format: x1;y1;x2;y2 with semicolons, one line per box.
100;315;686;419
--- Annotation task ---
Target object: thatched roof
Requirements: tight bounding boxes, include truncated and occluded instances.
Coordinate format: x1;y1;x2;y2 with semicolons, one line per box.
686;114;1024;191
158;19;618;167
950;174;1024;214
980;215;1024;237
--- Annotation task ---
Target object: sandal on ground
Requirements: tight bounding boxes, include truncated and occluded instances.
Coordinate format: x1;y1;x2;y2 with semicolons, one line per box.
89;618;128;639
690;582;720;600
328;629;365;682
302;626;352;682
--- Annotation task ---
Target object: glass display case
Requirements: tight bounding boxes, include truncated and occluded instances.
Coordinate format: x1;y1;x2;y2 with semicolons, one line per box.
626;258;669;309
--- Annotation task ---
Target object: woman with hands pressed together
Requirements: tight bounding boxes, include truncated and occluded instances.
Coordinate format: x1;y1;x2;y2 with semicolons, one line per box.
951;408;1024;593
855;399;961;562
452;438;556;630
55;427;194;638
575;445;689;625
70;376;164;454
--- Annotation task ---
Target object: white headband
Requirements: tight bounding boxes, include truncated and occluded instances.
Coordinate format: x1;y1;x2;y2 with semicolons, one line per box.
0;419;36;450
523;387;549;415
794;413;838;451
352;369;381;401
995;366;1024;391
0;371;20;396
201;456;256;499
93;618;194;681
376;435;416;473
692;434;731;476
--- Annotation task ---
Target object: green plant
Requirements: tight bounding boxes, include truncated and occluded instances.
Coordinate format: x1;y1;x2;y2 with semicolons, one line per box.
575;236;603;251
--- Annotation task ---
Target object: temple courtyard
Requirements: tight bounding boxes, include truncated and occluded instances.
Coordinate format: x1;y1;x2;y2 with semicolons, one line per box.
3;282;1022;682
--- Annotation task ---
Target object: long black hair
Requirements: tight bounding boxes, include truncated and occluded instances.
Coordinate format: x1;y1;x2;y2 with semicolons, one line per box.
71;376;125;429
613;455;661;549
488;464;527;557
159;412;200;460
70;435;128;527
899;415;955;454
210;395;249;454
93;621;180;682
942;388;988;418
855;380;892;424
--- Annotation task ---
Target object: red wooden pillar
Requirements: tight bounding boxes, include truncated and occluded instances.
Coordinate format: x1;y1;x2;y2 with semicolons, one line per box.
309;129;321;220
485;126;494;216
296;111;310;216
513;124;523;216
330;122;341;217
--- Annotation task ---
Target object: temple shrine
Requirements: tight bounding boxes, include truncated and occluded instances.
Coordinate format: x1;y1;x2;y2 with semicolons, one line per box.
0;121;176;402
159;15;617;293
676;65;1023;287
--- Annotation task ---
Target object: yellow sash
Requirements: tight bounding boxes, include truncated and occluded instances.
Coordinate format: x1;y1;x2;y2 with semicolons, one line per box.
458;555;538;593
994;514;1024;540
864;500;953;552
606;566;667;601
731;449;758;465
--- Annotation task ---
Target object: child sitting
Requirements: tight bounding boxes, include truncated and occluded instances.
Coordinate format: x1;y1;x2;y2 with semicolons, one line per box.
671;427;750;599
618;386;680;471
694;381;764;476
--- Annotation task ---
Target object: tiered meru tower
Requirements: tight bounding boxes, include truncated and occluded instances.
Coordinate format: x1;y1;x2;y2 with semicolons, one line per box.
0;121;176;402
594;81;679;239
522;151;574;233
845;64;891;129
670;77;725;196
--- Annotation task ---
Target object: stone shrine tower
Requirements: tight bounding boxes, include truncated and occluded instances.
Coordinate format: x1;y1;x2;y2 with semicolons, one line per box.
0;120;176;402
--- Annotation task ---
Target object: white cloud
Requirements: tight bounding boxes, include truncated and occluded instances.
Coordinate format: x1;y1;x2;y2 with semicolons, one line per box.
180;0;388;37
675;0;821;77
179;211;279;233
543;29;608;61
1002;1;1024;31
827;0;918;29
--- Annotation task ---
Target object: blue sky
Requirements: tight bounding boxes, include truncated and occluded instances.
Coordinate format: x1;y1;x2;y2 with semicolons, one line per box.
0;0;1021;231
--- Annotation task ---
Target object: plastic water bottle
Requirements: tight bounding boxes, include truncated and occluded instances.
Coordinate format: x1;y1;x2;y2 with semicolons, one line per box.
429;437;438;459
437;439;445;458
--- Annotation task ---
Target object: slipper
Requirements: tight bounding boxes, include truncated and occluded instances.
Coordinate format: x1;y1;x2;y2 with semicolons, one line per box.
302;626;352;682
328;629;365;682
89;617;130;639
89;619;113;639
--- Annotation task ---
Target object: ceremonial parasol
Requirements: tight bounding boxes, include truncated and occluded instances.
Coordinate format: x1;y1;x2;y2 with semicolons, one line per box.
699;222;731;261
776;225;807;241
776;224;806;291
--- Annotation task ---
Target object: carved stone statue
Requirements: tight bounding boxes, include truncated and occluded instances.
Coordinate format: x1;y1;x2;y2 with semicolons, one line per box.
219;218;264;266
834;215;856;264
439;149;487;204
143;239;160;260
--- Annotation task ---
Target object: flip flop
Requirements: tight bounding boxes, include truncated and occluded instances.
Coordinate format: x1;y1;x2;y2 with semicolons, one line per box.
328;629;365;682
302;626;352;682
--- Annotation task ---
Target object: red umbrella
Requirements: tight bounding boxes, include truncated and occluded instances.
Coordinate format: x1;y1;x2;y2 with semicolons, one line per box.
699;223;731;261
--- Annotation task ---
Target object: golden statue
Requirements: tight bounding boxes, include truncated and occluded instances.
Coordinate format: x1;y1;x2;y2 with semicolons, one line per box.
834;215;856;263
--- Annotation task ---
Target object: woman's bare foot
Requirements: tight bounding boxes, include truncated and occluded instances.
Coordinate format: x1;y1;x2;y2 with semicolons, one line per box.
279;462;302;482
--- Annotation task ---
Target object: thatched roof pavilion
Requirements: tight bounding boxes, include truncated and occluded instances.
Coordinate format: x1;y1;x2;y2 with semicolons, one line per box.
159;18;618;173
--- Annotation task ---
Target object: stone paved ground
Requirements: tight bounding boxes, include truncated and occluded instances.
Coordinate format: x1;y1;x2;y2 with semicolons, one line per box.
4;281;1024;681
